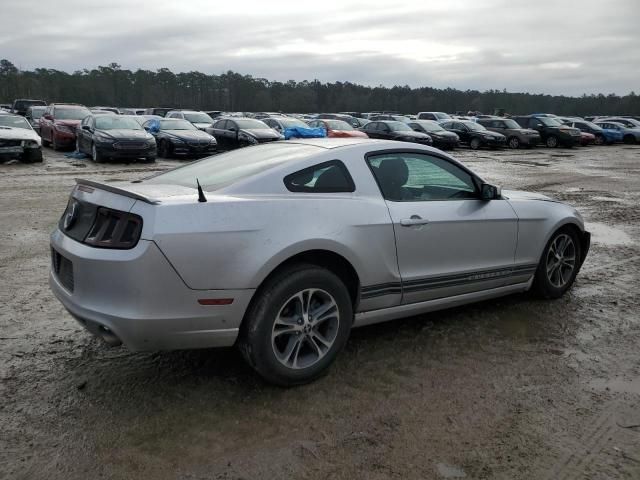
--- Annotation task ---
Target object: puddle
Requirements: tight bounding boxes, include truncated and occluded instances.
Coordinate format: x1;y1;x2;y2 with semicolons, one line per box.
586;223;633;246
436;463;466;478
589;378;640;395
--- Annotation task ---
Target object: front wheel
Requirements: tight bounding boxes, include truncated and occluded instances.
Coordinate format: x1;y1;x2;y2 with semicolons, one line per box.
594;134;605;146
469;137;481;150
623;135;636;145
92;143;104;163
158;140;172;158
532;228;582;299
507;136;520;149
546;135;558;148
238;264;353;386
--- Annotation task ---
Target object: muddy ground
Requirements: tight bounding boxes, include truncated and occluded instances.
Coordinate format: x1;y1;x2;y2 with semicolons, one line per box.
1;144;639;480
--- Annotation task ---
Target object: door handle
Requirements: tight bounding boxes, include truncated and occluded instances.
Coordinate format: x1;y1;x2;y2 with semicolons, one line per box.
400;215;430;227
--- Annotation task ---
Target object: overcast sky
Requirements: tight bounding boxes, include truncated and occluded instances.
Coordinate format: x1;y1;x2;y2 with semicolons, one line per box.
1;0;638;96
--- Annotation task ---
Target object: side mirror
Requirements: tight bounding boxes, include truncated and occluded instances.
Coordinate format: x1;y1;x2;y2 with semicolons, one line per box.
43;114;52;120
229;127;236;132
82;125;91;131
481;183;501;201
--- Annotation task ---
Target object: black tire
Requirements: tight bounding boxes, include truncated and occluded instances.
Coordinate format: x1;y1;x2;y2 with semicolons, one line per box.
158;140;172;158
623;135;636;145
594;134;605;146
22;149;43;163
91;143;104;163
41;133;50;147
545;135;558;148
238;264;353;386
507;136;520;149
532;227;582;299
51;134;58;151
144;156;156;163
469;137;481;150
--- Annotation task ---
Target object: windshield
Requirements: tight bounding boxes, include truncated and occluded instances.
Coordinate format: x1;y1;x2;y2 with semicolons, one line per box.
145;143;322;191
388;121;411;132
435;112;451;120
95;116;143;130
464;122;486;131
55;107;91;120
326;120;354;131
392;116;411;123
538;117;562;126
159;119;196;130
414;121;445;132
0;115;31;130
236;119;270;129
184;112;213;124
502;119;521;129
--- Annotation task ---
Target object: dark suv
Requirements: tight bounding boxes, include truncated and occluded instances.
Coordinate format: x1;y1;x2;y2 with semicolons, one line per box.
11;99;47;116
476;118;541;149
512;115;580;148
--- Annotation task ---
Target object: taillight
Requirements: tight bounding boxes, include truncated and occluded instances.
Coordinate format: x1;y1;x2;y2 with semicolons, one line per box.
84;207;143;249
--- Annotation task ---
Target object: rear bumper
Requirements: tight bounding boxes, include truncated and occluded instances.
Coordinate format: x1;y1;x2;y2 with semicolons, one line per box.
49;229;254;350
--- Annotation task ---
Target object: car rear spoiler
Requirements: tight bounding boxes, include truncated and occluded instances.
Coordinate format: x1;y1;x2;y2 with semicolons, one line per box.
75;178;160;205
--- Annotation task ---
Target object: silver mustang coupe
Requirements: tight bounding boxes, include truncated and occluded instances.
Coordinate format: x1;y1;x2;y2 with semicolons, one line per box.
50;138;590;385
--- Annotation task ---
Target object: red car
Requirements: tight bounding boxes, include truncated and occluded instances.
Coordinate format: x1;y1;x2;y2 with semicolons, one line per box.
308;119;368;138
579;131;595;146
40;103;91;150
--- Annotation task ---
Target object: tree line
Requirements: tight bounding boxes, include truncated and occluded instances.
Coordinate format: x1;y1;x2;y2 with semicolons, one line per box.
1;59;638;116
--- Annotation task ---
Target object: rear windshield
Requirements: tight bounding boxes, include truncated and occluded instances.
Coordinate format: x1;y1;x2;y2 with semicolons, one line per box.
144;143;321;192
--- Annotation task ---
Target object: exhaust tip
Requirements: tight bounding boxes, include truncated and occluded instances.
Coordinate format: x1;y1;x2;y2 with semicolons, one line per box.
98;326;122;347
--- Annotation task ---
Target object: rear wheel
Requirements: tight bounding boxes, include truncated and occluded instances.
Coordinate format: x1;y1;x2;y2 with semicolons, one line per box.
594;134;605;146
546;135;558;148
469;137;481;150
532;228;582;299
238;264;353;386
51;134;58;151
507;136;520;149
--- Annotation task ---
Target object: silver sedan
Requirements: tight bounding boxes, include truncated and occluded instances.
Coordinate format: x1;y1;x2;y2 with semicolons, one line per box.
49;138;590;385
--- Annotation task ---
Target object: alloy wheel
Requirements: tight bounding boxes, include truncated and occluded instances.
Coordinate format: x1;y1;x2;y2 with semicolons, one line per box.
92;144;98;161
508;137;520;149
545;233;576;288
271;288;340;370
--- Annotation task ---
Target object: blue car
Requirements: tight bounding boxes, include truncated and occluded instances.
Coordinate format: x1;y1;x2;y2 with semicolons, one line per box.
594;121;637;145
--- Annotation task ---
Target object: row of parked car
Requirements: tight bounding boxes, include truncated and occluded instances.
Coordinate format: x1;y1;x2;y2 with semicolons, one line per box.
2;99;640;164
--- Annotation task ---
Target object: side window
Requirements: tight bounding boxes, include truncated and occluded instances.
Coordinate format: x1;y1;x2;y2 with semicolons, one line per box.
367;153;478;202
491;120;503;128
530;118;543;127
284;160;355;193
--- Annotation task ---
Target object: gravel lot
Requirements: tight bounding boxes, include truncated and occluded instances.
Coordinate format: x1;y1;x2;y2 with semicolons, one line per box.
1;144;639;480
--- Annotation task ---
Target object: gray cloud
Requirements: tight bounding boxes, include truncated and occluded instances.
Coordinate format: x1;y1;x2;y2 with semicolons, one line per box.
1;0;639;95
